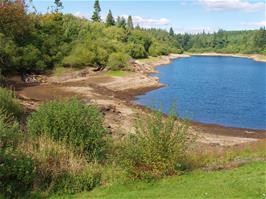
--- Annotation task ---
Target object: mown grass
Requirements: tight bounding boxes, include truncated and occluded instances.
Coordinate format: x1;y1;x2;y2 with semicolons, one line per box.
105;70;129;77
50;162;266;199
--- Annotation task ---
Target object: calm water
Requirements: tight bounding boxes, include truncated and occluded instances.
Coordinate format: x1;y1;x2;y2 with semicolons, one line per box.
135;56;266;130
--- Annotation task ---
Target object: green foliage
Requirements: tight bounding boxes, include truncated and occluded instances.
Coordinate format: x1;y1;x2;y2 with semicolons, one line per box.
17;44;45;71
116;16;126;29
106;10;115;26
54;0;63;12
91;0;101;22
0;1;32;42
0;33;18;73
169;27;174;37
126;43;148;59
20;134;100;194
27;98;107;161
149;43;169;56
127;16;134;29
0;87;22;119
62;45;96;68
0;1;264;75
0;111;21;150
179;29;266;54
107;52;130;70
52;166;102;194
128;30;152;52
0;150;36;199
118;109;192;180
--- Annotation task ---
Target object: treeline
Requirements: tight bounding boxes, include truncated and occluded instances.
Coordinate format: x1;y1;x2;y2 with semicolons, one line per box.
177;29;266;54
0;0;265;75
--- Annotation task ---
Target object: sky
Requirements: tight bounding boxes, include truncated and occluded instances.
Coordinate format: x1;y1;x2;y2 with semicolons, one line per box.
28;0;266;33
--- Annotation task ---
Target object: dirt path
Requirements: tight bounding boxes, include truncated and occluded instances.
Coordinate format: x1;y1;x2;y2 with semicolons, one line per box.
9;54;266;146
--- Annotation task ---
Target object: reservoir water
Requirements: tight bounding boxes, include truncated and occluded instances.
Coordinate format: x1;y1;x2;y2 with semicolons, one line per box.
135;56;266;130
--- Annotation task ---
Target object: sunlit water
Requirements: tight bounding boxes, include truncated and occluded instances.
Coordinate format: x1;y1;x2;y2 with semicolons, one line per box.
135;56;266;130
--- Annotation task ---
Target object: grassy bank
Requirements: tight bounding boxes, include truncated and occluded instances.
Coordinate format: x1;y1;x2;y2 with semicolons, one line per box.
50;162;266;199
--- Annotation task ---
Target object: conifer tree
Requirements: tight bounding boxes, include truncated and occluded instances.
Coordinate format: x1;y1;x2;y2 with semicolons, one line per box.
116;16;126;29
127;15;134;29
91;0;101;22
169;27;174;37
54;0;63;12
106;9;115;26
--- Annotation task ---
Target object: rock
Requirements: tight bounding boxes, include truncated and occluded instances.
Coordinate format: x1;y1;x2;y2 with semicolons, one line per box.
21;73;47;84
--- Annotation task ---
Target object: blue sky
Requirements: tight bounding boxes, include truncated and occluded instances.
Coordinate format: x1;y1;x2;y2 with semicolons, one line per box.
29;0;266;33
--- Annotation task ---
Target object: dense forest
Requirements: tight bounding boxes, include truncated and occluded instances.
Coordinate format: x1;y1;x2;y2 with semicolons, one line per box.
178;29;266;54
0;0;265;75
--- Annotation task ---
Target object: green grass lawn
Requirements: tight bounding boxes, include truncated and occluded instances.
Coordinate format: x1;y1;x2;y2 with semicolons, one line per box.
51;162;266;199
105;70;129;77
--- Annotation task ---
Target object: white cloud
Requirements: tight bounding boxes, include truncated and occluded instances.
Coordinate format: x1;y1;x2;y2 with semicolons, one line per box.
174;26;217;34
199;0;265;11
121;15;170;28
72;13;170;28
73;11;89;19
242;20;266;27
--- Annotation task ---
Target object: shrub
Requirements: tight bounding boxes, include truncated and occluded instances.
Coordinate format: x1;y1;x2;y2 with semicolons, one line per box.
118;109;193;180
0;110;21;149
0;150;36;199
52;165;102;194
0;87;22;119
107;52;130;71
27;98;107;161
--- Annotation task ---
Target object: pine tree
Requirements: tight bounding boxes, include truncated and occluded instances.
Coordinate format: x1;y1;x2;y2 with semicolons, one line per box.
135;24;141;29
116;16;126;29
127;15;134;29
54;0;63;12
91;0;101;22
169;27;174;37
106;9;115;26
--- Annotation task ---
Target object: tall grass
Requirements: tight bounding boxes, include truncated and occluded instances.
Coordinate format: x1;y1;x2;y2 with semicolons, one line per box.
0;87;22;119
0;110;21;149
20;134;102;194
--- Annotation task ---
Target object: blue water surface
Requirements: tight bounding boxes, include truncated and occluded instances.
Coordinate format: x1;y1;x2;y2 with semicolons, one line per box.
135;56;266;130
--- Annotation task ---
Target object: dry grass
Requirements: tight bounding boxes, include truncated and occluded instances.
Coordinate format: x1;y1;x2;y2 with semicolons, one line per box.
20;135;88;177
